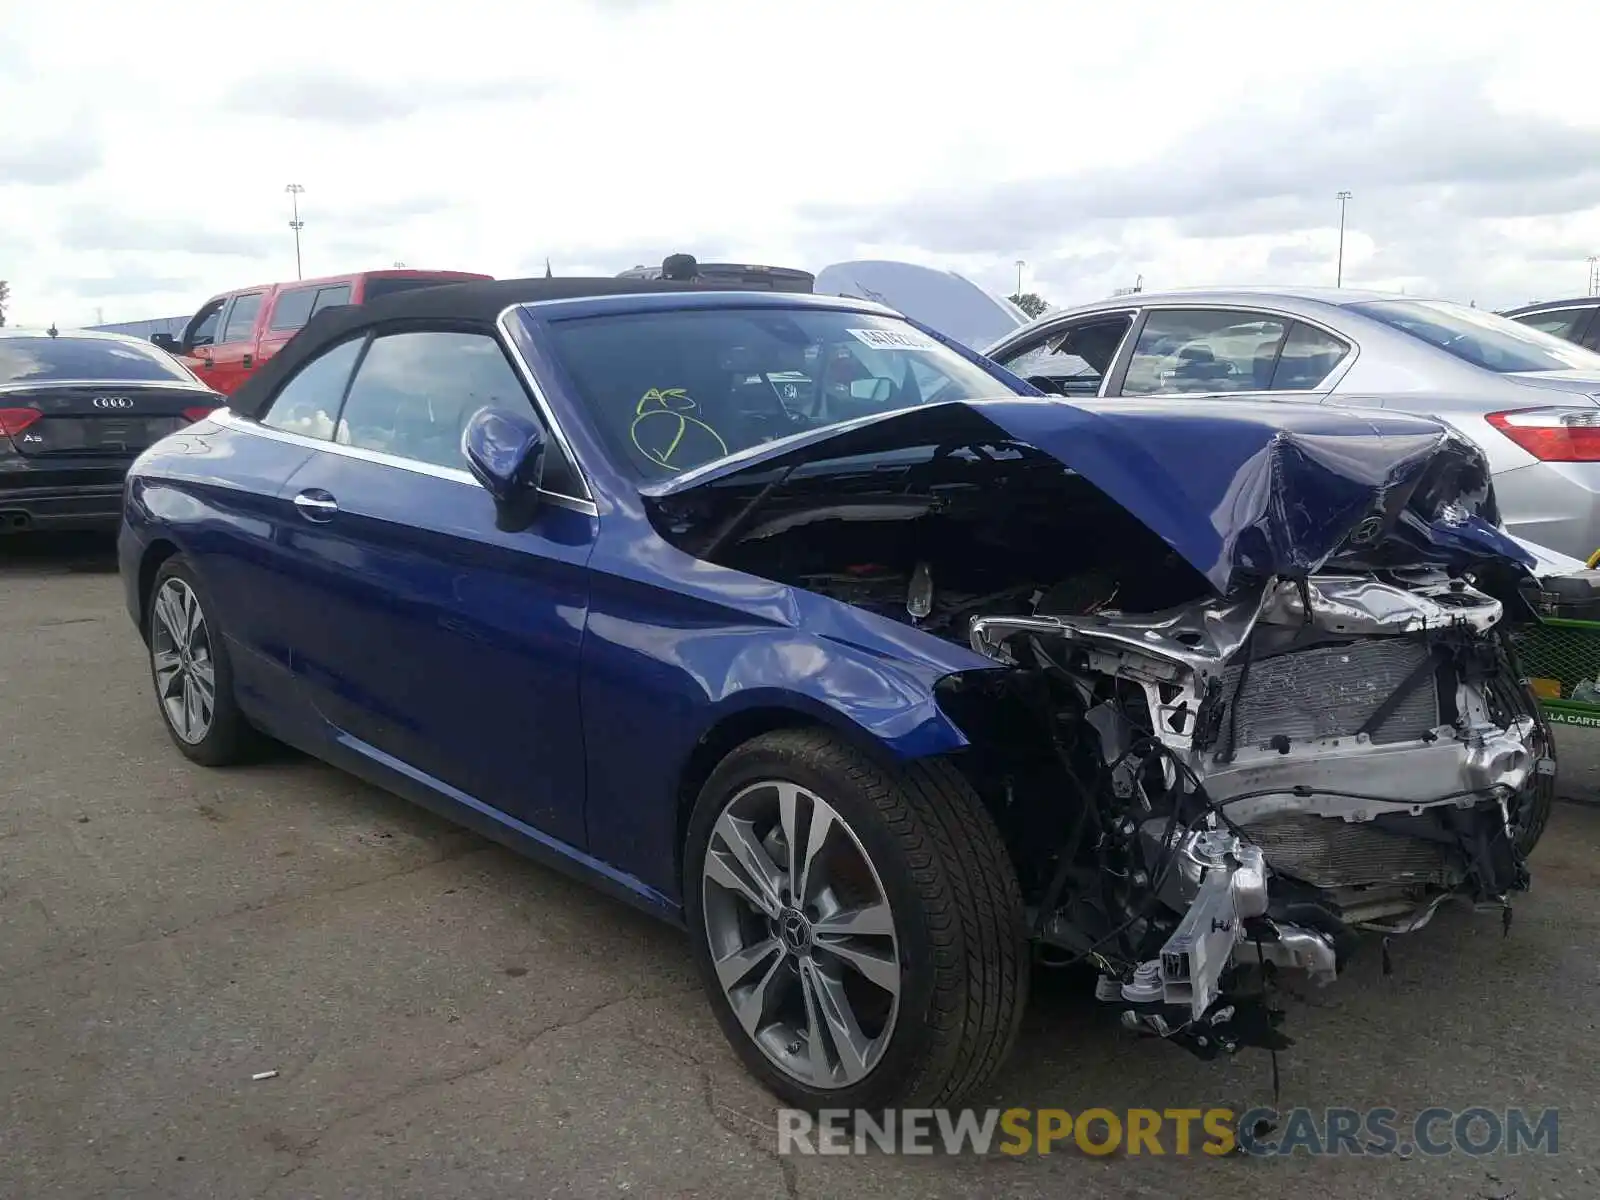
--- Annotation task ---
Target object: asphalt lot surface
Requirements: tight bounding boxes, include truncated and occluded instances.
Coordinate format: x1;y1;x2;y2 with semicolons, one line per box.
3;533;1597;1199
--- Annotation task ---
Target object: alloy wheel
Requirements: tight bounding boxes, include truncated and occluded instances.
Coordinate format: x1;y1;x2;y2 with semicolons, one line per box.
150;577;216;745
700;780;902;1089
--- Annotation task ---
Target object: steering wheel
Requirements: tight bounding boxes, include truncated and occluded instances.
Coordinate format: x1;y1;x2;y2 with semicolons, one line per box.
728;373;813;442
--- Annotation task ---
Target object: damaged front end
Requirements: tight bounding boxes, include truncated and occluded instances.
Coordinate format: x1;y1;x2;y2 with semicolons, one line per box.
963;570;1554;1057
644;396;1562;1061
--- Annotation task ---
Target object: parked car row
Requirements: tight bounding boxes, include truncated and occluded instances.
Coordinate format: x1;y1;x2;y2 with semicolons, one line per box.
151;268;491;395
1;329;222;533
1503;295;1600;353
108;272;1578;1110
982;288;1600;562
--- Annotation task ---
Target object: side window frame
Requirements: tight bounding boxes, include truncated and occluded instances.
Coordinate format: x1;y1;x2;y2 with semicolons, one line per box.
1510;305;1590;341
992;309;1140;398
218;291;267;346
268;287;319;333
257;333;370;439
183;297;227;352
1543;305;1600;351
1113;307;1287;397
1109;307;1355;398
323;322;589;507
1269;320;1354;392
311;283;353;316
1579;306;1600;354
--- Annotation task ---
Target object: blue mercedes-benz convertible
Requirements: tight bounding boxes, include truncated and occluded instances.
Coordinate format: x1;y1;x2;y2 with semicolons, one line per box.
119;277;1558;1108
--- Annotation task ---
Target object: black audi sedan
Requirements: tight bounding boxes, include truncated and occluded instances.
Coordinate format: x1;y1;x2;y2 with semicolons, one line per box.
0;328;221;535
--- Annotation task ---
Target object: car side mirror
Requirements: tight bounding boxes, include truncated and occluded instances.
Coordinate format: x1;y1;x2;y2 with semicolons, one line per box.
151;333;178;353
463;406;546;532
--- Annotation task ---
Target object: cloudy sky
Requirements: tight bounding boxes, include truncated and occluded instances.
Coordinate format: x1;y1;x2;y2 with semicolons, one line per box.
3;0;1599;327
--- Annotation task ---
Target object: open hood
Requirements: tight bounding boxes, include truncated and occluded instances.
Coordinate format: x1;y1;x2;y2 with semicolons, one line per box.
642;397;1535;594
813;260;1031;350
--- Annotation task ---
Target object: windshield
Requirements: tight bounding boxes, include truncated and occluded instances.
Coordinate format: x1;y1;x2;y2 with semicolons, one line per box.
543;307;1020;480
1347;299;1600;374
0;336;198;387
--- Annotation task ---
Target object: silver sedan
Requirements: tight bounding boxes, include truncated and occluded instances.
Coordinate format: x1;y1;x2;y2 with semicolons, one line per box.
983;287;1600;561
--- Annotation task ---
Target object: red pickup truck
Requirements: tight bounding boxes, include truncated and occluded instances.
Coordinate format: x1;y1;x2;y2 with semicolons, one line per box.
152;268;491;395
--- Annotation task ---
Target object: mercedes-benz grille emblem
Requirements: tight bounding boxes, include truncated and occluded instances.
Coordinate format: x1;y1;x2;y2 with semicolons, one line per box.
93;397;135;409
1349;514;1385;545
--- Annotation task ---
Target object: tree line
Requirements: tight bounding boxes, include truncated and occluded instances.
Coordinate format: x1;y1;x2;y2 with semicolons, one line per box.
1008;291;1048;319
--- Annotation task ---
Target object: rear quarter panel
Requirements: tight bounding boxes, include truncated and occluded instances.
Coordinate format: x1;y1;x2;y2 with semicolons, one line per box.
122;419;315;729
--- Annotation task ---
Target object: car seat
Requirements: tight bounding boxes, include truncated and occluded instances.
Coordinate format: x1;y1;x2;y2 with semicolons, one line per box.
1173;344;1234;389
1250;338;1282;389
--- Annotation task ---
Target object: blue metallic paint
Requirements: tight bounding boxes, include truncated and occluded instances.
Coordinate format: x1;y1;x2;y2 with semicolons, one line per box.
574;521;995;894
121;420;319;728
274;448;595;848
118;290;1529;925
119;294;1008;920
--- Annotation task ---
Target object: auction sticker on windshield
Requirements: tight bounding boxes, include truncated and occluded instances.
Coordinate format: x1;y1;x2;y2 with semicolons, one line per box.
847;327;939;351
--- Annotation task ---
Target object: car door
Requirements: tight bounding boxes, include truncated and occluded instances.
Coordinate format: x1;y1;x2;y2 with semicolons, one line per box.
986;310;1139;396
273;326;595;847
178;296;228;390
205;291;267;395
162;342;372;741
1110;307;1354;400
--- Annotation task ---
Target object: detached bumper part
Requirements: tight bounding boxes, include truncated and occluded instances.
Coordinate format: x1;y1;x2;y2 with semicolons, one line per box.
1159;843;1263;1019
1108;829;1336;1054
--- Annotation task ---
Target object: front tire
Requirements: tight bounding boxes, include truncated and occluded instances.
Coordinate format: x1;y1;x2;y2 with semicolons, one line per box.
683;728;1028;1110
146;555;258;767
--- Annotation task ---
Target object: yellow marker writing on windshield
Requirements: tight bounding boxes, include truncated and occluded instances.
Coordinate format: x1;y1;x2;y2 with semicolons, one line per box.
630;387;728;471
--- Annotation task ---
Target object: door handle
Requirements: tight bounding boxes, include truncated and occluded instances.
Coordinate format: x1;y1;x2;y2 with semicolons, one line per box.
242;353;254;369
292;490;338;523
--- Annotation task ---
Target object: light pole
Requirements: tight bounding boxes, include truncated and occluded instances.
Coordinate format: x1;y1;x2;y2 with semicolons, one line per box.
285;184;306;280
1335;190;1352;287
1014;259;1025;298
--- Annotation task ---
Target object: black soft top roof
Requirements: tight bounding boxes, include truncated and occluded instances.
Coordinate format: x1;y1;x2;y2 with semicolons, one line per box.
227;275;723;420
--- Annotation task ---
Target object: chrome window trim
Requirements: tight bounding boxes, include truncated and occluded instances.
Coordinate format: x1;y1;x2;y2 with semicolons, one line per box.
1510;304;1596;317
991;302;1361;397
210;407;600;518
496;303;596;503
0;377;212;395
1116;302;1359;397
